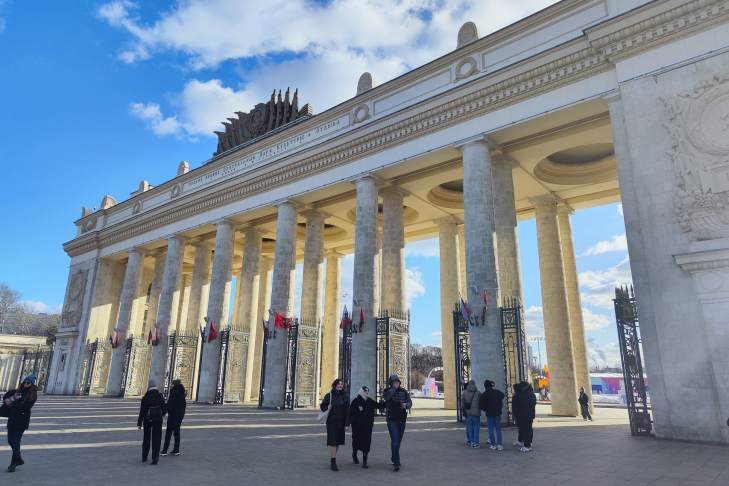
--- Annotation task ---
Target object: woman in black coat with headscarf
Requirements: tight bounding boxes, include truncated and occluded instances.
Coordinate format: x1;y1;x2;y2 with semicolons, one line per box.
320;379;349;471
349;385;377;468
162;379;186;456
3;374;38;473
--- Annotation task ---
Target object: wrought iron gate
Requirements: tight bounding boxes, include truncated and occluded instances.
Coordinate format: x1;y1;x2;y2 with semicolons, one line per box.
258;321;299;409
374;310;410;407
614;285;652;436
339;324;352;392
452;298;527;424
500;297;528;424
453;305;471;423
119;336;134;397
78;339;99;395
214;329;231;404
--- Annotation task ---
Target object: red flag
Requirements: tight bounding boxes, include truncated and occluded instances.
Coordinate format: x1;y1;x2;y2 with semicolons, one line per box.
111;330;120;348
274;312;286;329
208;321;218;342
339;305;351;329
358;307;365;332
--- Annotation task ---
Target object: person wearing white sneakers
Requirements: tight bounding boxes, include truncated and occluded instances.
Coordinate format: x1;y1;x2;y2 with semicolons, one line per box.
479;380;505;451
512;382;536;452
461;381;482;449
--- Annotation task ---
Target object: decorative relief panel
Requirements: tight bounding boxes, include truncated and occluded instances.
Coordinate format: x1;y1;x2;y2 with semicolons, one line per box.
662;75;729;240
295;322;319;408
61;269;88;330
224;330;249;403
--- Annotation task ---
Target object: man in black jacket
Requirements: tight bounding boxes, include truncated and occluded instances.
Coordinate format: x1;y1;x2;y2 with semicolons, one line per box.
3;374;38;473
379;374;412;472
162;380;186;456
512;382;536;452
479;380;505;450
137;382;167;464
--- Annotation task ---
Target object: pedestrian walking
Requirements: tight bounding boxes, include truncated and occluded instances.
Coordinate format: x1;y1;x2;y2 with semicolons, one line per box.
380;374;412;472
161;379;186;456
2;374;38;473
461;380;482;448
137;381;167;465
479;379;505;450
319;379;349;471
513;382;536;452
349;385;376;468
511;383;523;447
579;387;592;421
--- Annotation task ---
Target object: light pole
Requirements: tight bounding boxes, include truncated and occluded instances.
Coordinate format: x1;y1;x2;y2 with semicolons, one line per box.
530;336;544;372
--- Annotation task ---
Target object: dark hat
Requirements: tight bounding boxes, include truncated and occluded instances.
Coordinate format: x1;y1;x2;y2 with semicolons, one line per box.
388;374;401;385
23;374;37;385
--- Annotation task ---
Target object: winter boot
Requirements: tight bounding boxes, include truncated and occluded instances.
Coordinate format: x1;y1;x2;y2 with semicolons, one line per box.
352;450;359;464
362;453;369;469
330;458;338;471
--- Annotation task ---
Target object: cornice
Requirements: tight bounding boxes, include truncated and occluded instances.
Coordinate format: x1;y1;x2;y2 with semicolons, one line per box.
64;0;726;257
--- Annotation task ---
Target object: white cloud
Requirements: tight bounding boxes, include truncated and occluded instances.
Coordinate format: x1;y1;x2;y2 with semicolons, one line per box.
405;238;439;258
617;203;624;217
19;300;62;314
582;307;611;331
129;102;182;137
579;257;633;310
99;0;558;137
587;338;621;369
581;234;627;256
405;267;426;308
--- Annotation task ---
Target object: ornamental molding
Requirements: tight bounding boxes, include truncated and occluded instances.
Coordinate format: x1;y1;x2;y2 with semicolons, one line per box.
662;74;729;240
64;0;729;257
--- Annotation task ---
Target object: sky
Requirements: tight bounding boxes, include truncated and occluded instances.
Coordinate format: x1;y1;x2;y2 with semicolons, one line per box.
0;0;631;368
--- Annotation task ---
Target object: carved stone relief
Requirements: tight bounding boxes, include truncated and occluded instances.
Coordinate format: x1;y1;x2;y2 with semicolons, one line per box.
662;75;729;240
61;269;88;330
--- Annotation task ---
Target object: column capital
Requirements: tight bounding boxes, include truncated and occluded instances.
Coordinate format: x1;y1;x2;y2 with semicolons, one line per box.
165;234;188;244
125;247;145;258
490;150;519;168
602;89;621;105
379;184;407;198
272;198;301;210
212;218;236;228
349;173;383;187
435;215;459;227
530;194;561;212
454;134;497;152
189;237;214;249
556;204;575;216
325;249;344;259
301;208;326;220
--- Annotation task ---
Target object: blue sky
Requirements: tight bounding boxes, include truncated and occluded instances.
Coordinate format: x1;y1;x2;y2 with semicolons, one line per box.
0;1;630;367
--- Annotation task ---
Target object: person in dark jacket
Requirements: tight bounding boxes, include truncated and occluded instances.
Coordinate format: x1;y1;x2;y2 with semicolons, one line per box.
379;374;412;472
578;387;592;421
511;383;523;447
512;381;536;452
320;379;349;471
349;385;377;468
161;379;186;456
461;380;481;448
137;382;167;465
479;379;505;450
3;374;38;473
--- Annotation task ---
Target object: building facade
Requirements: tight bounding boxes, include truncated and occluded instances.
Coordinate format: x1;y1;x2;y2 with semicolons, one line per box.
48;0;729;443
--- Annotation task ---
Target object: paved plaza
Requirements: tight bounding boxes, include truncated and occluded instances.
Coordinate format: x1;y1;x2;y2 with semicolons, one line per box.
1;396;728;485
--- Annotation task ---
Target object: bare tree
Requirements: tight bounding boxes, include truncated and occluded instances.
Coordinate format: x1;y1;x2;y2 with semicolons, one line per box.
0;283;21;333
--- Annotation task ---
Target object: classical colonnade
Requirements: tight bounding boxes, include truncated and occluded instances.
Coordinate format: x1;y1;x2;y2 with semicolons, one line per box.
83;140;593;415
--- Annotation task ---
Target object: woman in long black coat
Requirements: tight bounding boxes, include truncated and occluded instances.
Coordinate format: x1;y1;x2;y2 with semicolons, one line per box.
349;385;377;468
3;374;38;473
162;379;186;456
319;379;349;471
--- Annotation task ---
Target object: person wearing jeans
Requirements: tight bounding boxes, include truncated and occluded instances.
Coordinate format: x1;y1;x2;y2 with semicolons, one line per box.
479;379;505;450
461;380;482;448
380;374;412;471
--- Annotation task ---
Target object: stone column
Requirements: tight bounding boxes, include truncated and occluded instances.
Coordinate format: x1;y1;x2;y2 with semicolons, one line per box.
373;226;382;318
171;274;189;333
438;218;459;410
457;224;467;298
350;176;378;399
106;248;145;396
461;139;504;392
149;236;185;388
185;242;212;334
197;221;235;403
557;205;592;412
532;195;578;416
262;202;297;408
381;188;406;314
320;251;341;398
492;154;523;303
144;254;166;336
296;210;325;406
249;256;272;402
235;228;263;402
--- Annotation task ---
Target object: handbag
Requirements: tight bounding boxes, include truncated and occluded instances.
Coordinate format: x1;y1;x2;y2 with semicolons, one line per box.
317;394;333;423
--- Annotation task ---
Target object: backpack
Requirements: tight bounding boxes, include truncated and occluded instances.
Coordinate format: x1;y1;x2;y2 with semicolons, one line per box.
147;404;163;422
